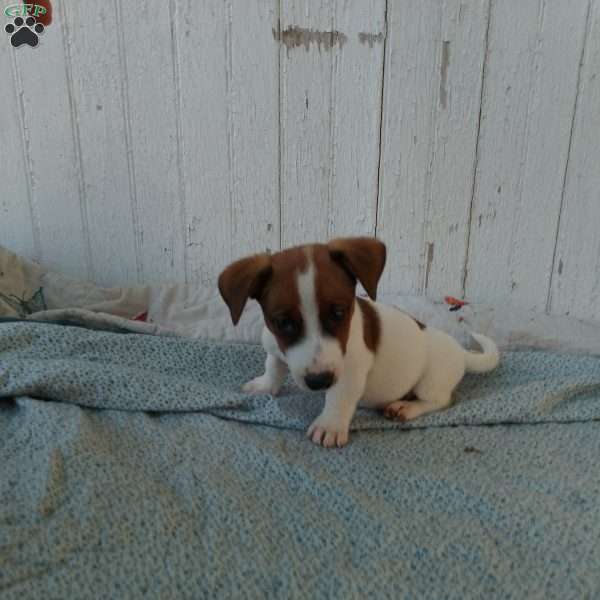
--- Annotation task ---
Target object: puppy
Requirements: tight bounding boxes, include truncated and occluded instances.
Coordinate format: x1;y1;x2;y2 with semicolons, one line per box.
218;237;499;448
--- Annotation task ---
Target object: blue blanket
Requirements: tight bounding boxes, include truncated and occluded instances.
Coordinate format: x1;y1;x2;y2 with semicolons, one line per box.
1;322;599;598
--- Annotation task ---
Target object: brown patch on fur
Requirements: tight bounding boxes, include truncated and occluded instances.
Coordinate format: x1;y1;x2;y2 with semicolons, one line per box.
357;297;381;353
258;247;308;353
311;245;357;354
218;254;272;325
327;237;386;300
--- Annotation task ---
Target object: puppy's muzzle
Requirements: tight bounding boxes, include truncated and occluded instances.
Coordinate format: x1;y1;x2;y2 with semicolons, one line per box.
304;371;335;391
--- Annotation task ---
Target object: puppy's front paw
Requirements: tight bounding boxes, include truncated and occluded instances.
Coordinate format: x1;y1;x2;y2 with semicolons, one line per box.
242;375;281;396
307;414;349;448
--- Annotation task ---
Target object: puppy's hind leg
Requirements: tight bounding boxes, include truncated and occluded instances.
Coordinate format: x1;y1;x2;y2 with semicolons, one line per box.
383;391;452;422
385;332;466;422
384;372;457;422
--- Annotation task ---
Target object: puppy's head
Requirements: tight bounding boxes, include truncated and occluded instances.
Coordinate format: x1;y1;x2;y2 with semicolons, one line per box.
218;237;386;391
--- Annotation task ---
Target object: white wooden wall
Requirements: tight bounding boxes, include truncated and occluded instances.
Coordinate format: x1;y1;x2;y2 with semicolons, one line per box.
1;0;599;320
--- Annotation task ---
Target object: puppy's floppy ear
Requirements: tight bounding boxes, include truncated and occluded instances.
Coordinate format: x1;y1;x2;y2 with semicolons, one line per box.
218;254;272;325
328;237;386;300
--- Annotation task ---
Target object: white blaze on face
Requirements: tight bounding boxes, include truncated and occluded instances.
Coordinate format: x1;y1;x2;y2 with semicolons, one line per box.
285;256;344;388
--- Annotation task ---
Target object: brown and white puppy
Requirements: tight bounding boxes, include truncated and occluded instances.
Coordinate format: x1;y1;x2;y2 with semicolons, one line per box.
218;238;499;448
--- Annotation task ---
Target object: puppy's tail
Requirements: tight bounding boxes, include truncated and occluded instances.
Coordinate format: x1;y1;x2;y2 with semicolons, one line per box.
464;333;500;373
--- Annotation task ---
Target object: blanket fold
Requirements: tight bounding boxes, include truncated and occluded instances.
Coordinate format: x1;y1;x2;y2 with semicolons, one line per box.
1;322;599;430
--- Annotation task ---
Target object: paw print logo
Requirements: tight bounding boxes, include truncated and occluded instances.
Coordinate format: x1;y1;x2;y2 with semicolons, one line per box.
5;15;44;47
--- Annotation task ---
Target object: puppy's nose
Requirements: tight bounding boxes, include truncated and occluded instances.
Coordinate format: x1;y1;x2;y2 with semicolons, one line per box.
304;371;335;391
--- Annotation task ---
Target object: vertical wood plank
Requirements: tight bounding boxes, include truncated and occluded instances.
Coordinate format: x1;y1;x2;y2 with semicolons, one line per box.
119;0;185;283
229;1;280;259
327;1;385;239
0;44;36;259
426;0;490;298
465;0;590;310
377;0;489;297
280;0;335;247
16;5;90;278
176;1;279;285
63;0;138;286
176;0;229;285
280;0;386;247
549;0;600;321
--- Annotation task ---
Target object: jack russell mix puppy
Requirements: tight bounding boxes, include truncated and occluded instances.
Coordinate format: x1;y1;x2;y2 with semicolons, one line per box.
218;237;499;448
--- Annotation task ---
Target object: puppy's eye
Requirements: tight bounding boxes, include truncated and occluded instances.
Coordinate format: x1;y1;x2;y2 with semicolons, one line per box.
330;305;346;322
273;315;298;336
